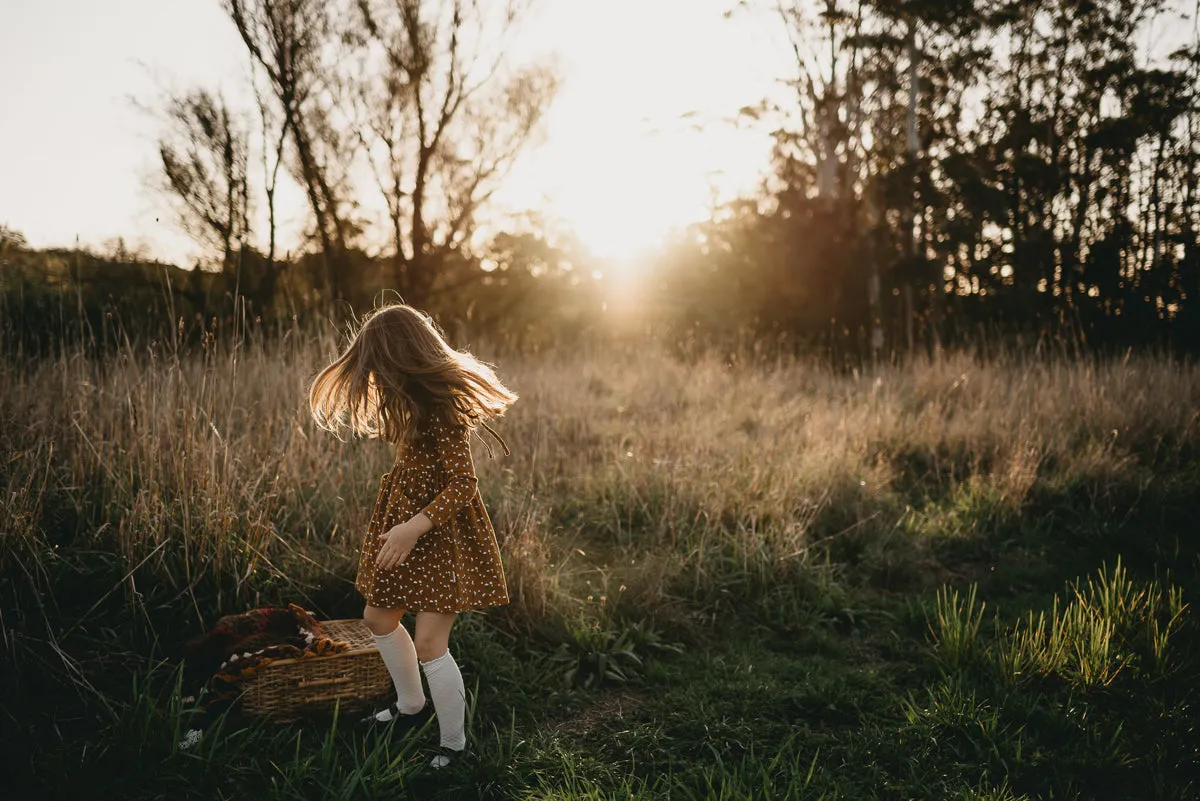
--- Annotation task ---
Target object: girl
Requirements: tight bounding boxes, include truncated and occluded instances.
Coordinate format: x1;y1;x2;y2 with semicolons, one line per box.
309;303;515;768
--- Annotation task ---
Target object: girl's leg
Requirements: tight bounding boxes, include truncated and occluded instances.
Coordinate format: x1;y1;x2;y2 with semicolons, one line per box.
364;605;426;718
363;604;406;636
414;611;465;759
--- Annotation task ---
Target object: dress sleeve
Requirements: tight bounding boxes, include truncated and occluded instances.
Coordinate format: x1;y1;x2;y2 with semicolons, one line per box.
419;420;479;528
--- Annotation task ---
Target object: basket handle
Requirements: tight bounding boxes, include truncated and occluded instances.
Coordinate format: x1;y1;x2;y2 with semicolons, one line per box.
297;675;352;688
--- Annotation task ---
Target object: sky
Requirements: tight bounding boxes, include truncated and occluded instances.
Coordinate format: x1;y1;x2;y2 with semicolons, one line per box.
0;0;794;265
3;1;1192;267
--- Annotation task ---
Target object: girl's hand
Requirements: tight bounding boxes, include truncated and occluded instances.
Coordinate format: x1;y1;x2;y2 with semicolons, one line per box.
375;515;432;570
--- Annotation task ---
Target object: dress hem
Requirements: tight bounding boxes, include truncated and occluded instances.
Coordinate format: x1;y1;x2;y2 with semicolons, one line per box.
357;594;511;614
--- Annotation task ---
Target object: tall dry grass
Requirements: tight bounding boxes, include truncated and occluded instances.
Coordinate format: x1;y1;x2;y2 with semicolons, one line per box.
2;329;1198;643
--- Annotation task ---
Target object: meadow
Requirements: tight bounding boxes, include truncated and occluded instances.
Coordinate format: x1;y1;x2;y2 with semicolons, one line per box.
3;324;1199;800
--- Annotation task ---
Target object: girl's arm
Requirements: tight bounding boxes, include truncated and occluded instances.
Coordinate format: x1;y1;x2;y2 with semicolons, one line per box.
418;420;479;528
377;421;478;568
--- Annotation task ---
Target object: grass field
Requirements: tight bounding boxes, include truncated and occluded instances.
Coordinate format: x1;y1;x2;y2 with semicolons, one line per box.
3;327;1200;799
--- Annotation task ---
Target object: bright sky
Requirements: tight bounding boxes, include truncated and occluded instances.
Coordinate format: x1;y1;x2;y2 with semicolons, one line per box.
0;0;793;265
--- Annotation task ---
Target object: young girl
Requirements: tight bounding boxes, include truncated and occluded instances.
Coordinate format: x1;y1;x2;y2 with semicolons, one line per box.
308;303;515;768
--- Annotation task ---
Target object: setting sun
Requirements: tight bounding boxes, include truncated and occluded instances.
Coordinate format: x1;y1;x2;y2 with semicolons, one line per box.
518;110;740;263
482;0;784;267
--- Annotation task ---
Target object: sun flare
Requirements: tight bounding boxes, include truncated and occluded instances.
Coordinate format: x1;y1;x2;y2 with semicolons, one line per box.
542;136;724;265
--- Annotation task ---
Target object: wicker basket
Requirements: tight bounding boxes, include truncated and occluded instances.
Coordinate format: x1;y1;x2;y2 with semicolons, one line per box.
241;619;392;721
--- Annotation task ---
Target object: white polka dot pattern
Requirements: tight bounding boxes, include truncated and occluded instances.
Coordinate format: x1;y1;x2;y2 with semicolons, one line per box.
355;417;510;613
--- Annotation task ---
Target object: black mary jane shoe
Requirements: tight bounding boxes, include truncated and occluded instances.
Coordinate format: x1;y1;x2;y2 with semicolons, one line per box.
359;699;433;735
427;745;468;769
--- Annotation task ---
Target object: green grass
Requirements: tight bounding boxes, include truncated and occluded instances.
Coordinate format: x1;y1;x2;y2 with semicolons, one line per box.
3;330;1200;799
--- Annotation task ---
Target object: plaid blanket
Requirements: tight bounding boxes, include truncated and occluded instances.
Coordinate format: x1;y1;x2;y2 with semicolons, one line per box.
182;603;349;715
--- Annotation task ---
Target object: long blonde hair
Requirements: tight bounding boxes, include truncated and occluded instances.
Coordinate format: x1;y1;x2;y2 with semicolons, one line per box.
309;304;515;452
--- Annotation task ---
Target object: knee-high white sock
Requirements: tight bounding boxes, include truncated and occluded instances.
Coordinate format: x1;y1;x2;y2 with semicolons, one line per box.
371;621;426;718
420;650;466;752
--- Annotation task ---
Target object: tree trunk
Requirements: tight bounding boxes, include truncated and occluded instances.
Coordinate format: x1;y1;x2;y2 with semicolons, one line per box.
291;118;339;298
905;23;919;355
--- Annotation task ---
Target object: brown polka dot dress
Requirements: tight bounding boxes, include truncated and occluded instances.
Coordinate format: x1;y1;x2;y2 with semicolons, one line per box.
356;417;509;613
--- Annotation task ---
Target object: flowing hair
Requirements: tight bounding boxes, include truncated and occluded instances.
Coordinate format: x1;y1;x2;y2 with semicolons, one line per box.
309;304;515;454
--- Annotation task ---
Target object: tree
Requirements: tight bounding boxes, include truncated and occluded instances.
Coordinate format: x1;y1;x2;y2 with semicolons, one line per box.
745;0;1200;353
761;0;970;356
349;0;560;305
224;0;352;297
251;67;288;272
0;225;27;255
156;89;251;271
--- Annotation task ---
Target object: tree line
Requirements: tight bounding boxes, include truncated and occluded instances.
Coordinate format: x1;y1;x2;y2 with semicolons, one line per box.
4;0;1199;359
654;0;1200;357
